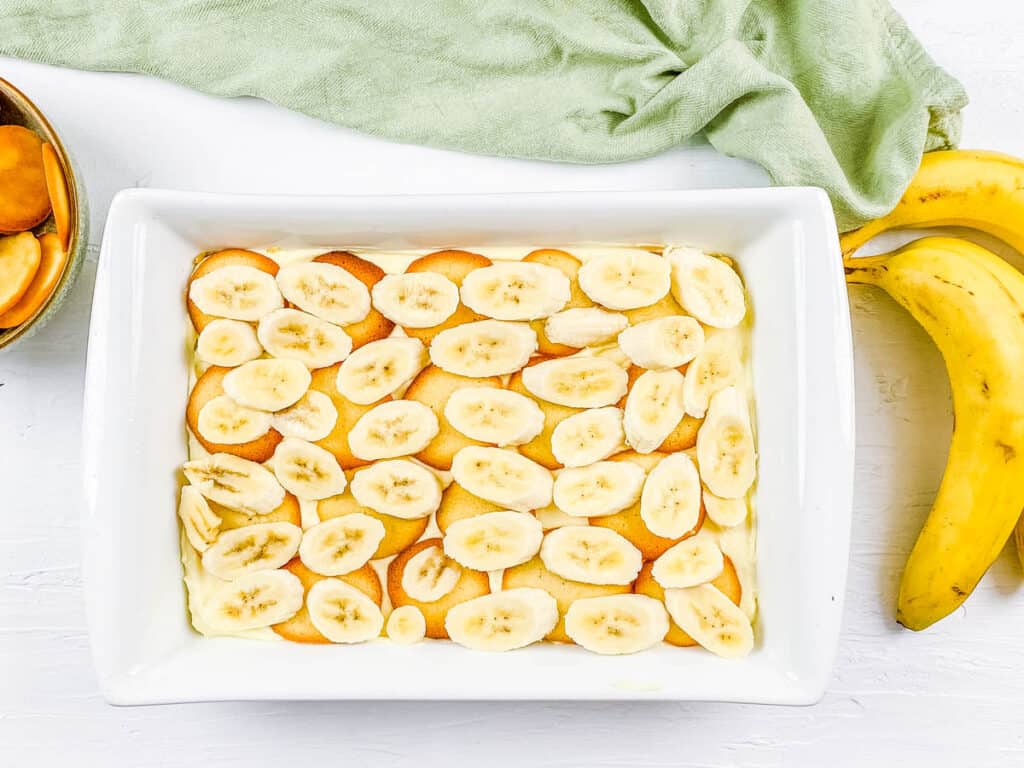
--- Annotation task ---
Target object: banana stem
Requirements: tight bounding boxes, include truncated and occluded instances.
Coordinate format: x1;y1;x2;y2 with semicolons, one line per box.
839;220;892;258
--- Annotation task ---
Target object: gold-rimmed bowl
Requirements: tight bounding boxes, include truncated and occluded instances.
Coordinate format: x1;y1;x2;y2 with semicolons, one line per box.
0;78;88;350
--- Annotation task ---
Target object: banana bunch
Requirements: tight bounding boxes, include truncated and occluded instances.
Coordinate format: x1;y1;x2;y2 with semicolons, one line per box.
843;150;1024;629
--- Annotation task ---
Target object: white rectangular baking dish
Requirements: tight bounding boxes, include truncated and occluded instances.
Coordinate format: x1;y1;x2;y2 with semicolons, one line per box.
82;188;853;705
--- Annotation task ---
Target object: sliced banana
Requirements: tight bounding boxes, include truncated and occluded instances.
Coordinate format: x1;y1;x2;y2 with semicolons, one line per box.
591;341;631;368
539;526;642;585
183;452;286;515
564;594;669;655
549;406;626;468
445;588;559;651
429;319;538;378
450;446;553;512
299;513;386;575
703;489;747;527
682;330;742;417
386;605;427;644
533;503;590;530
442;510;544;571
640;452;702;538
696;386;756;499
189;265;284;322
271;390;338;441
221;358;311;412
401;544;462;601
178;485;222;553
617;315;704;370
543;307;628;348
349;459;442;519
665;246;746;329
306;578;385;643
371;272;460;328
552;460;646;518
460;262;570;320
664;583;754;658
196;318;263;367
275;261;371;325
347;400;440;461
203;569;304;633
201;521;302;580
335;336;428;405
196;394;273;445
521;356;628;408
443;387;544;446
256;307;353;368
651;532;724;588
270;437;348;500
623;368;685;453
577;250;671;310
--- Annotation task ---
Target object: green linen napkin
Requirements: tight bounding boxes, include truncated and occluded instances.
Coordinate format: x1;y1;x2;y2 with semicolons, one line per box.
0;0;966;230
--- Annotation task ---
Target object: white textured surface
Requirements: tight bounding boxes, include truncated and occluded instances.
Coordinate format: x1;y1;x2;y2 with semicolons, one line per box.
1;2;1023;763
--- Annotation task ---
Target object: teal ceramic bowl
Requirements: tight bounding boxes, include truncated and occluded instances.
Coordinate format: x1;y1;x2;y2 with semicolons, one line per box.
0;78;88;350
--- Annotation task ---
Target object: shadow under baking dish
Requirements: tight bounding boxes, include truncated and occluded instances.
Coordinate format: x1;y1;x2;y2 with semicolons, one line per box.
81;188;854;705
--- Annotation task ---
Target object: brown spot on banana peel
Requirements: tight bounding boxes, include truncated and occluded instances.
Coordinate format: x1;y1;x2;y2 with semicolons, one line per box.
907;183;1001;206
912;189;951;204
843;260;887;283
900;586;962;630
997;441;1017;462
932;275;974;295
911;300;938;321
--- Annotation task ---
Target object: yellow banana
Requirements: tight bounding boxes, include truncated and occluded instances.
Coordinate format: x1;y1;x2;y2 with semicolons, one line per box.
845;237;1024;630
843;148;1024;572
840;150;1024;255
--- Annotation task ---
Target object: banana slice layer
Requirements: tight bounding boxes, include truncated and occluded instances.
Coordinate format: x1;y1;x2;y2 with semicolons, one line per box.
549;406;626;467
189;265;284;322
577;251;671;310
665;246;746;329
460;262;571;321
299;513;386;575
696;386;756;499
450;446;553;513
552;460;645;518
203;569;304;633
183;453;286;515
429;319;538;377
201;521;302;580
350;459;442;519
348;400;440;461
336;337;428;405
445;588;559;651
521;356;628;408
443;510;544;571
565;594;669;654
443;387;545;446
664;583;754;658
276;261;372;325
372;272;460;328
307;578;385;643
539;526;642;586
